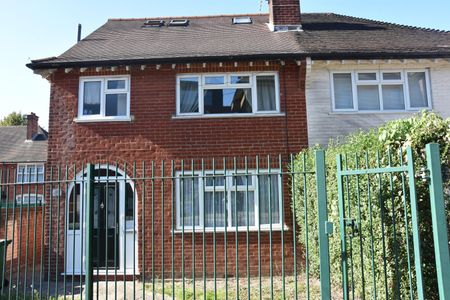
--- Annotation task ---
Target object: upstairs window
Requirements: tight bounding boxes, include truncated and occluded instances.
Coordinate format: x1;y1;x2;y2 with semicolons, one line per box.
17;164;44;183
78;76;130;120
176;73;280;116
331;70;431;112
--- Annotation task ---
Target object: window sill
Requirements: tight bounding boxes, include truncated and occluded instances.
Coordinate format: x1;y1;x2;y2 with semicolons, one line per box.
172;224;289;234
172;113;285;120
329;109;430;115
73;117;132;123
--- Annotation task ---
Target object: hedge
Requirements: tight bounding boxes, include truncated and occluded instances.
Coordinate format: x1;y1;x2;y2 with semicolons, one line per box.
292;111;449;299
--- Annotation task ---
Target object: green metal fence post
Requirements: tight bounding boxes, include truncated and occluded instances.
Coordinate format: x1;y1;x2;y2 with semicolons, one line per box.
426;143;450;300
85;164;94;300
316;150;331;300
336;154;349;300
406;148;425;300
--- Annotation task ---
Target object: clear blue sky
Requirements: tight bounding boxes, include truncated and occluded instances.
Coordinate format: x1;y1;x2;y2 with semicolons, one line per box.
1;0;449;129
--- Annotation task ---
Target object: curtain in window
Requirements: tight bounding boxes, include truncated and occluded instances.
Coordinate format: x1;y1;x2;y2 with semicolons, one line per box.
231;191;255;227
333;73;354;109
180;78;199;113
408;72;428;108
204;192;226;227
382;85;405;110
259;175;280;225
257;76;276;111
357;85;380;110
181;177;200;226
83;81;101;115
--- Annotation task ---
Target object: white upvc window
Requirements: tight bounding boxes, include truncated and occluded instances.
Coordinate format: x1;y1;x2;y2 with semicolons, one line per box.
176;73;280;116
331;70;431;112
175;170;282;231
78;76;131;121
16;164;44;183
16;194;44;205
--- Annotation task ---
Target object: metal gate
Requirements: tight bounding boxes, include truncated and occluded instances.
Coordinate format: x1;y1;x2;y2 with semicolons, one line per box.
321;143;450;300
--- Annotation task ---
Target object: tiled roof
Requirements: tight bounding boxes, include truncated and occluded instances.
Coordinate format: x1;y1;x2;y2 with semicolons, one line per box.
27;13;450;69
0;126;48;163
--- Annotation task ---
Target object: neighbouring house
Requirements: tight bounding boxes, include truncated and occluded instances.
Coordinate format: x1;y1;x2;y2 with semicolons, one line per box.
302;14;450;145
0;113;48;274
25;0;450;279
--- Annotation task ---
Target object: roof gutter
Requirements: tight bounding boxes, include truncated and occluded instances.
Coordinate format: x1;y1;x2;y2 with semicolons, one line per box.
26;53;307;70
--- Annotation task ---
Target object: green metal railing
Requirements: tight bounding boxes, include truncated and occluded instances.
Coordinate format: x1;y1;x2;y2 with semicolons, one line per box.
0;144;447;299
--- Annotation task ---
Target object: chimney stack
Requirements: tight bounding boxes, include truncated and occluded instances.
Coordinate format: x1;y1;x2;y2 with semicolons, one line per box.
26;113;39;140
268;0;302;31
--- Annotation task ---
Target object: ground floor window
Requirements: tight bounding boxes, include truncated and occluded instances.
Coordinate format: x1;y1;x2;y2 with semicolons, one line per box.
176;171;282;231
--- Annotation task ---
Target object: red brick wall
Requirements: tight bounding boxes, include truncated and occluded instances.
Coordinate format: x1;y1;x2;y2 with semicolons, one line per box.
45;60;308;278
269;0;302;26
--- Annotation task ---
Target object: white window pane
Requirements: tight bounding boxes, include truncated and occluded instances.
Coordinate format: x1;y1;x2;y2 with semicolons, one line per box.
83;81;101;115
382;85;405;110
37;165;44;173
107;80;126;90
357;85;380;110
383;72;401;80
232;175;253;187
258;175;280;225
205;176;225;187
231;191;255;227
180;177;200;226
230;75;250;84
257;75;276;111
204;192;226;227
408;72;429;108
333;73;354;109
29;174;36;182
105;94;127;116
358;73;377;81
204;88;252;114
180;77;199;113
205;76;225;85
37;173;44;182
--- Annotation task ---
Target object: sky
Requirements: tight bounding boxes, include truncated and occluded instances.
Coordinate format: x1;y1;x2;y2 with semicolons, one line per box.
0;0;449;129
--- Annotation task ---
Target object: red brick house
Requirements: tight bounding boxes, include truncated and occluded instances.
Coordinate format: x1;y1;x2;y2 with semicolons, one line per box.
0;113;47;276
25;0;450;280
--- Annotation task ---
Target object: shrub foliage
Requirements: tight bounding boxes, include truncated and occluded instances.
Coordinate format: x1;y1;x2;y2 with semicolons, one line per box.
292;112;449;299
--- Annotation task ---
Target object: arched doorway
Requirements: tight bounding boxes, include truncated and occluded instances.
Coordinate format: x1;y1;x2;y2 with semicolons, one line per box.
65;166;137;275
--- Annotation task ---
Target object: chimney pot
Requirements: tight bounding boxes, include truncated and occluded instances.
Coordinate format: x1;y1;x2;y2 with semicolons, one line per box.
26;113;39;140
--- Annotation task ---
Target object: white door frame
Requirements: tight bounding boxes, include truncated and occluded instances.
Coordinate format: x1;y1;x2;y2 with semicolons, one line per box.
65;165;138;275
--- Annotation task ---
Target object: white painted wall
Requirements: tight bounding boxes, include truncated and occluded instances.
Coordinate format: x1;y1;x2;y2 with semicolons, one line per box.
305;59;450;146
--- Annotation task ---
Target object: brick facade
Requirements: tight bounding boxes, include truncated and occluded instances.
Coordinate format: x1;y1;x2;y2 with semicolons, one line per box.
45;60;308;278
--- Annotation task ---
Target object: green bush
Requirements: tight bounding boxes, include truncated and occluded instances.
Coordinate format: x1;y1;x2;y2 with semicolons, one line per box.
292;111;449;299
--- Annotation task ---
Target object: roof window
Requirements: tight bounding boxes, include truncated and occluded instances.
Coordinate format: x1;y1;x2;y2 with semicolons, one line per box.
169;19;189;26
232;17;252;25
143;20;165;27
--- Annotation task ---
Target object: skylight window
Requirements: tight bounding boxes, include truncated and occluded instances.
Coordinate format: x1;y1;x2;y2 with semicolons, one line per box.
143;20;165;27
232;17;252;25
169;19;189;26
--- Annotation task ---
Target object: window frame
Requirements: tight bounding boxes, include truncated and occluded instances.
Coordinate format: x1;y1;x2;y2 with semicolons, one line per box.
16;163;45;183
330;69;432;112
15;194;44;205
78;75;131;121
175;170;283;231
176;72;280;117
